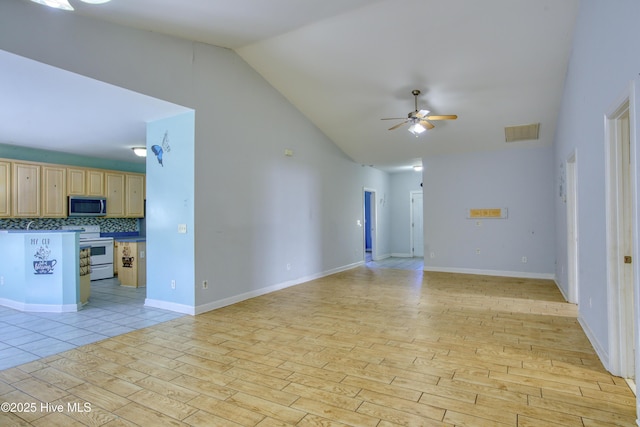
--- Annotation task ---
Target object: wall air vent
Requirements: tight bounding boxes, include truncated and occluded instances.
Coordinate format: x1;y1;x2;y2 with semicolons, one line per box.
504;123;540;143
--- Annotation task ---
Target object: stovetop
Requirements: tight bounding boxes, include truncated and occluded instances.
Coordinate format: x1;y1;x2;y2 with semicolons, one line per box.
61;225;113;241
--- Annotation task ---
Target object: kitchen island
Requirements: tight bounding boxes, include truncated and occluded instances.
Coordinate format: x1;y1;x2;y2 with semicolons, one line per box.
0;229;82;312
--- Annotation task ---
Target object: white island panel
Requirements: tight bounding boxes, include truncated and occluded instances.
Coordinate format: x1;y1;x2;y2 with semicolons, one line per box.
0;230;80;312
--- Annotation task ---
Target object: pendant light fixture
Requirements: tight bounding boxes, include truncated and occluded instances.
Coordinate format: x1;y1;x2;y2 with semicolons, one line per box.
30;0;111;11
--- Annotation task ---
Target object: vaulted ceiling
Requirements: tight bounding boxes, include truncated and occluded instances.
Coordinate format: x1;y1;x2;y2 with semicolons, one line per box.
0;0;579;171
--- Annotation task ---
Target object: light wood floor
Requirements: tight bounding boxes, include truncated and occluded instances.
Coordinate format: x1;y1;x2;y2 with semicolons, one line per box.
0;268;636;426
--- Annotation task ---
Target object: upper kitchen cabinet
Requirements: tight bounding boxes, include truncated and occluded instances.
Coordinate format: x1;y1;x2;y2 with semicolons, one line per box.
12;162;40;217
87;170;104;197
68;168;105;197
125;174;145;218
42;166;67;218
105;172;125;217
67;167;86;195
0;160;10;217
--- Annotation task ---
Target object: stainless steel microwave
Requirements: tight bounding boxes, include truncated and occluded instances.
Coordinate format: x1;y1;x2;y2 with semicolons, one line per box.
68;196;107;217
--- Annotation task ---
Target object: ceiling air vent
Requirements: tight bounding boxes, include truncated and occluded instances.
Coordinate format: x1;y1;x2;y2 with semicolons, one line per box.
504;123;540;143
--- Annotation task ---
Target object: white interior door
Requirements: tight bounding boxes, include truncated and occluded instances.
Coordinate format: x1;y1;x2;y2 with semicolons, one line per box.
411;191;424;257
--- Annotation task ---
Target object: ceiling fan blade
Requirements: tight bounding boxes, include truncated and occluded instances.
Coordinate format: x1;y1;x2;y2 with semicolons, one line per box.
419;120;435;130
415;109;430;118
388;120;409;130
425;115;458;120
381;117;407;120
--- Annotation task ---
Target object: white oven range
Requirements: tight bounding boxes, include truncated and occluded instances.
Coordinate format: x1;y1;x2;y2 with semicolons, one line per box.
62;225;114;281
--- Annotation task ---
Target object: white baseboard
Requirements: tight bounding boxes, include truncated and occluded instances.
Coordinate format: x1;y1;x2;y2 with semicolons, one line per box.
0;298;80;312
144;298;196;315
578;313;609;370
423;266;555;280
194;261;364;315
554;277;571;302
145;261;365;316
390;253;412;258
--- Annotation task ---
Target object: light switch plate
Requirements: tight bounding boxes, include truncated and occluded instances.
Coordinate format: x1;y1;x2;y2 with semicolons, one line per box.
178;224;187;234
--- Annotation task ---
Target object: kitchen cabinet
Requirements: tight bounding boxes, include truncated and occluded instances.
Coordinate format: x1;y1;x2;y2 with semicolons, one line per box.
79;246;91;304
68;168;104;197
42;166;67;217
116;239;146;287
1;157;144;218
113;241;118;275
0;160;10;217
125;174;145;217
87;170;104;196
67;168;86;195
105;172;125;217
12;162;40;217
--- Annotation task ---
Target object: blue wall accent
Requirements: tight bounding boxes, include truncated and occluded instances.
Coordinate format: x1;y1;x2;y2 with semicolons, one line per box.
145;112;195;309
0;143;145;173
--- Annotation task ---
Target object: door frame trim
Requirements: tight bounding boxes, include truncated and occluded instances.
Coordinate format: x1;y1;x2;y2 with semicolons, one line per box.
604;80;638;380
410;190;423;257
566;150;579;304
363;188;377;261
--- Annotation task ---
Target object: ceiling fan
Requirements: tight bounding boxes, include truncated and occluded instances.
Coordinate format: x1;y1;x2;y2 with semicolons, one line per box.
381;89;457;136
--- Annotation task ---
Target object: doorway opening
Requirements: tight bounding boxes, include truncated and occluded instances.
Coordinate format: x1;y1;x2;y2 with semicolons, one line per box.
605;84;636;383
364;189;377;263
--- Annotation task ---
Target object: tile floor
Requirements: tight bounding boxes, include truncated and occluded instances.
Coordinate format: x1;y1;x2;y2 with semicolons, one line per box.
0;278;184;371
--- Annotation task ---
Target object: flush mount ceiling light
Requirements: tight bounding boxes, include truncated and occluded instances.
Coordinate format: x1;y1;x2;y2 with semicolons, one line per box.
132;147;147;157
30;0;111;11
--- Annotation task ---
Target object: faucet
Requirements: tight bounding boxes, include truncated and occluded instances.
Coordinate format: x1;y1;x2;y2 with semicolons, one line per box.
26;221;35;230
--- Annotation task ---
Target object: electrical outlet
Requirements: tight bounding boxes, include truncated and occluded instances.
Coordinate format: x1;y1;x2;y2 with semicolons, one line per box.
202;280;208;289
140;251;145;259
430;252;435;259
178;224;187;234
171;280;176;289
286;263;291;271
521;256;527;263
476;248;481;255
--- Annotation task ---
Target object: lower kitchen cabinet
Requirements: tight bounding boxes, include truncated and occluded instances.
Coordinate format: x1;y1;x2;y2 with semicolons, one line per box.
116;239;146;287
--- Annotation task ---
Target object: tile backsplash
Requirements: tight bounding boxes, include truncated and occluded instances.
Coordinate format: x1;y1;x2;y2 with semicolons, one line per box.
0;217;139;233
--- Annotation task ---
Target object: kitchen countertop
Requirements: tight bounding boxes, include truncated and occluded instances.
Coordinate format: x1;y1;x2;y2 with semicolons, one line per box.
114;237;146;242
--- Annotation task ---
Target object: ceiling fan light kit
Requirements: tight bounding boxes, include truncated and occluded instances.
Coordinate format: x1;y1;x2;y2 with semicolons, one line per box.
408;122;426;136
30;0;111;11
381;89;457;136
